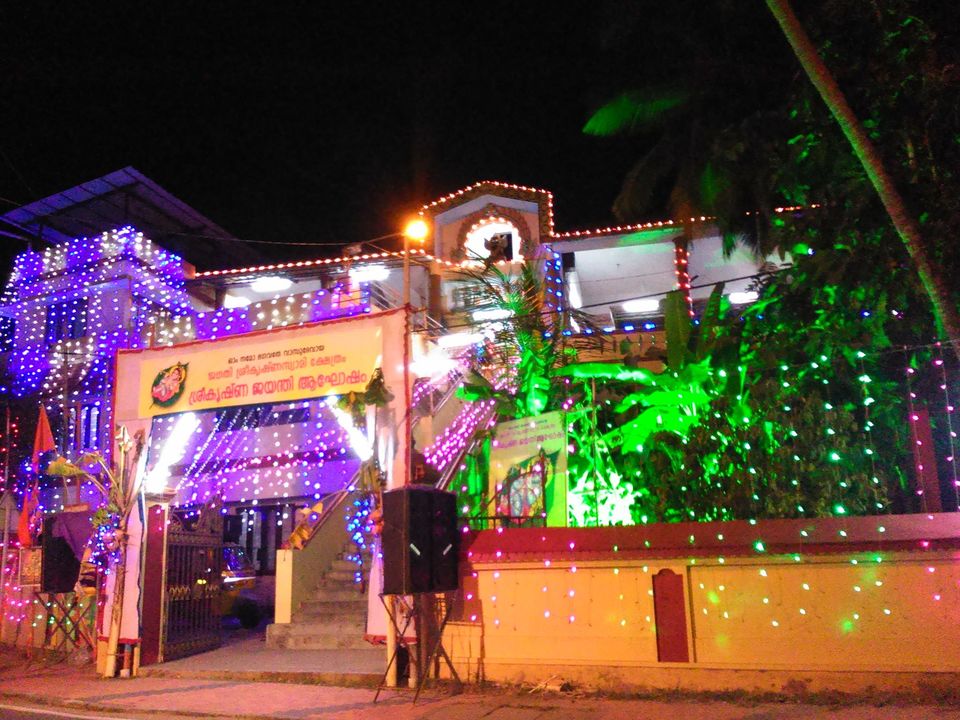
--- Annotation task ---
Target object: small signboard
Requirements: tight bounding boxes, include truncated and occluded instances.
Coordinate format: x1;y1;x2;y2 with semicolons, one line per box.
489;411;567;527
18;547;42;587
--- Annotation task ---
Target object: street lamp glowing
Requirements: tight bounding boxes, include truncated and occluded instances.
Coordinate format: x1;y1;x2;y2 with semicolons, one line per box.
404;218;429;243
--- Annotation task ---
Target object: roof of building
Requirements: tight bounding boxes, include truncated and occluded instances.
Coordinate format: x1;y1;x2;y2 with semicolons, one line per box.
0;167;260;269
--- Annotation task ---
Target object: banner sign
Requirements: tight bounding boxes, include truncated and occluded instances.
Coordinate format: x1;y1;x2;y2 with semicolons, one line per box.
133;323;383;418
489;411;567;527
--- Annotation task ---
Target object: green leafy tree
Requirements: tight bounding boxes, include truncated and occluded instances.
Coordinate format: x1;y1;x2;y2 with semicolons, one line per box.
583;2;794;250
766;0;960;358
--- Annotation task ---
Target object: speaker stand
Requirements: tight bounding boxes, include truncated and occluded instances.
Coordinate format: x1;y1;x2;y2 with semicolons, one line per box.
373;591;463;704
412;591;462;704
373;594;415;703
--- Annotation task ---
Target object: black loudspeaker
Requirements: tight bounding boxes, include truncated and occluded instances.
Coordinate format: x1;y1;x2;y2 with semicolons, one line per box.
381;487;459;595
223;515;243;544
41;522;81;594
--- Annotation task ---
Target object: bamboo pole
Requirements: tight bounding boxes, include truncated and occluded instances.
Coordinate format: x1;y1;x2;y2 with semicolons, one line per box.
100;427;142;678
0;497;11;645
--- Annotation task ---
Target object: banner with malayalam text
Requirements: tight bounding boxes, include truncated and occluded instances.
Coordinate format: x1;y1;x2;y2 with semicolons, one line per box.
489;411;567;527
127;323;384;418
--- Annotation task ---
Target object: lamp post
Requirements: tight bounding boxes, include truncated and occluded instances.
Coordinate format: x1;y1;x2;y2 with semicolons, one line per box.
382;217;428;689
402;218;428;309
401;218;429;488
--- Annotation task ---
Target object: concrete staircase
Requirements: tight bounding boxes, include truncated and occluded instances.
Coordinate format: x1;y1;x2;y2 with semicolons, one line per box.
266;551;371;650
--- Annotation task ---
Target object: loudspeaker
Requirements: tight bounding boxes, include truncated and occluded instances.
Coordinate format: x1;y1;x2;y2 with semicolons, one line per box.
223;515;243;544
381;487;459;595
41;521;81;594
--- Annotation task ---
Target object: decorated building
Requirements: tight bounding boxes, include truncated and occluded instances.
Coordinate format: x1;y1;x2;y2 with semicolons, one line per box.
0;174;817;681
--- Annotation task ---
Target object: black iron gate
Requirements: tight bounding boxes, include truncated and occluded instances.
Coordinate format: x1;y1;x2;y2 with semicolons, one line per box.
162;508;222;661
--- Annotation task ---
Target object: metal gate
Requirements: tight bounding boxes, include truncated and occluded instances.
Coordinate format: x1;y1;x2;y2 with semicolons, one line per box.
162;508;222;661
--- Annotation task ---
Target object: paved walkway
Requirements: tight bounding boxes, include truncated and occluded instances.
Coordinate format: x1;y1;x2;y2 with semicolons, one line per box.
1;640;959;720
139;635;385;686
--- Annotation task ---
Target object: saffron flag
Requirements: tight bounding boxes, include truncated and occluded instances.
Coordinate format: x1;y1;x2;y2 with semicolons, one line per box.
17;407;57;547
32;405;56;473
16;480;38;547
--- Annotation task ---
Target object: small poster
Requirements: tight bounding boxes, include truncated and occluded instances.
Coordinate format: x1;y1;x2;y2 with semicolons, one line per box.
489;411;567;527
18;547;41;587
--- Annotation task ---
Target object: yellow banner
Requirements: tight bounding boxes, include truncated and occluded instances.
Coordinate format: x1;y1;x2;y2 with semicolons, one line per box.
489;411;567;527
136;323;383;417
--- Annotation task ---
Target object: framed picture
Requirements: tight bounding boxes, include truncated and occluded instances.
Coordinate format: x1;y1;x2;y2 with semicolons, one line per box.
18;547;41;587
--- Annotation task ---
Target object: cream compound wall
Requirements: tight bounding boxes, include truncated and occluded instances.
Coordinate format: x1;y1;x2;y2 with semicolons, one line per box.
690;557;956;669
442;515;960;694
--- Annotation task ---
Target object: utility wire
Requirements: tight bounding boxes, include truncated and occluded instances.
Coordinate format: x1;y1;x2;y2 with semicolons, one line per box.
167;230;406;248
416;269;784;334
0;146;36;199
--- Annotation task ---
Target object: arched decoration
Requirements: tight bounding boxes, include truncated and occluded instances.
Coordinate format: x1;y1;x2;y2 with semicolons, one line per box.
453;204;535;262
421;181;554;238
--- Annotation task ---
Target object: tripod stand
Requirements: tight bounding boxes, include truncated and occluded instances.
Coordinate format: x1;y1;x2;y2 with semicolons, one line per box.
373;591;462;704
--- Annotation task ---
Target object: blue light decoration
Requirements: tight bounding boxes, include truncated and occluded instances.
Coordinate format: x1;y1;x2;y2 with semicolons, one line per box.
4;227;193;405
144;398;361;512
0;226;373;518
541;249;565;315
344;494;373;585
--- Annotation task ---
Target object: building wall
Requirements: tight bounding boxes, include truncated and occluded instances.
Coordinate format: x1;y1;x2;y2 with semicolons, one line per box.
573;241;677;314
443;515;960;692
686;235;778;300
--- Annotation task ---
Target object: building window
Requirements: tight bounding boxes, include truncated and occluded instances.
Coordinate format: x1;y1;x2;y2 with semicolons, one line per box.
45;298;87;344
450;284;486;311
64;402;101;452
80;403;101;450
0;316;14;351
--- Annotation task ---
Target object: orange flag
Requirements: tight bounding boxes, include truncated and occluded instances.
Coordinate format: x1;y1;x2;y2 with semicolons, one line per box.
16;480;38;547
17;406;57;547
32;405;56;473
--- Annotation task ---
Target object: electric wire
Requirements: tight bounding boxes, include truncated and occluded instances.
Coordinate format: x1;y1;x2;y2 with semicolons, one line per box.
415;268;786;334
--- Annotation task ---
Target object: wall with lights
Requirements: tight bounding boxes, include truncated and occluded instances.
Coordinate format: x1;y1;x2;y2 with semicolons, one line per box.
442;514;960;693
3;228;195;406
151;287;370;346
0;227;200;516
414;180;781;333
144;399;364;506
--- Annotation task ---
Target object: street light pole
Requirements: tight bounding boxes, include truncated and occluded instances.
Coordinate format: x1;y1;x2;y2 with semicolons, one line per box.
403;233;411;309
383;218;428;689
401;218;428;488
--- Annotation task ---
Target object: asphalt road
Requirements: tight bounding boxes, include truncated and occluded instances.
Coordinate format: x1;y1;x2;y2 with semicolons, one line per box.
0;704;174;720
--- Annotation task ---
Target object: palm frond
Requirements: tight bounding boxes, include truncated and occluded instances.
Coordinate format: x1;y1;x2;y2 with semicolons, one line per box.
583;90;689;137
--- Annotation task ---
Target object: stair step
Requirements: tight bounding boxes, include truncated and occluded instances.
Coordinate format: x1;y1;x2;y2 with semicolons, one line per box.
266;623;372;650
315;587;367;602
269;633;372;650
299;596;367;615
292;612;365;625
293;608;367;625
277;618;365;635
324;569;359;584
330;558;361;572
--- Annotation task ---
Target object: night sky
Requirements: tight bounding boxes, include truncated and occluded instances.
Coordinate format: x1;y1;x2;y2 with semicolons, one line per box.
0;2;787;268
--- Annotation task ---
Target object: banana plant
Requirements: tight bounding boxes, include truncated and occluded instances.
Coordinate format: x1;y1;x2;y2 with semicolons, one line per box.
558;283;747;455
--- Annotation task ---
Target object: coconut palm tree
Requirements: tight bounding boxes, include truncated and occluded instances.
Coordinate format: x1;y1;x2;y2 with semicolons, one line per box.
765;0;960;359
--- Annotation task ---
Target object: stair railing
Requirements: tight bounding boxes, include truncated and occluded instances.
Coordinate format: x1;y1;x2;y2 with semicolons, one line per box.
434;401;497;492
274;472;365;624
274;352;482;625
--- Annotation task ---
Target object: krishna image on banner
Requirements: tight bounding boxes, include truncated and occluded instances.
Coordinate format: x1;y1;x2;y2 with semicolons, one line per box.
489;411;567;527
